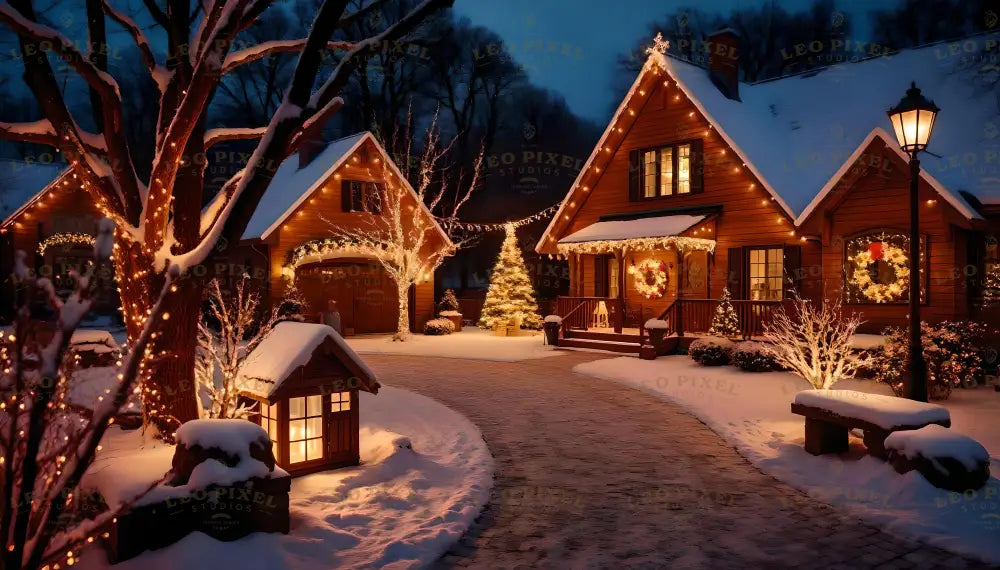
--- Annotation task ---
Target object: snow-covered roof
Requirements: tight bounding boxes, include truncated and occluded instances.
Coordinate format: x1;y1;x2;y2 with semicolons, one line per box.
238;321;379;399
242;133;368;240
559;214;705;244
0;160;71;227
662;35;999;218
241;132;451;248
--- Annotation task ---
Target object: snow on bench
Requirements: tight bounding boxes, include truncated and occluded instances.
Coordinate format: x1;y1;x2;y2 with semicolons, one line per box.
793;390;950;431
791;390;951;458
885;424;991;492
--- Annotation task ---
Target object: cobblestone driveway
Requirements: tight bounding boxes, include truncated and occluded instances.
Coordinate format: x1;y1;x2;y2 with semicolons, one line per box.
365;352;989;570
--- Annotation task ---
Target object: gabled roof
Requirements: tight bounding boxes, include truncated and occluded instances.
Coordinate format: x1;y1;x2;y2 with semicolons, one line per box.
0;161;71;228
661;34;999;217
795;128;980;226
238;322;379;399
241;131;451;247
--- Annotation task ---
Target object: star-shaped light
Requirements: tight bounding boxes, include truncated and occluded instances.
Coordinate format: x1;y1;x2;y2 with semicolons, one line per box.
646;32;669;56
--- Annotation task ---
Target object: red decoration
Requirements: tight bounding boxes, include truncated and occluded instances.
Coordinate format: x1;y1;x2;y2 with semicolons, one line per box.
868;242;884;261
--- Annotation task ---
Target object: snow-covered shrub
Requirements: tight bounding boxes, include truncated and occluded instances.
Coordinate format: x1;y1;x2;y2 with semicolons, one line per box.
438;289;461;313
644;318;669;330
731;341;780;372
688;337;736;366
423;318;456;335
764;297;867;389
871;321;990;401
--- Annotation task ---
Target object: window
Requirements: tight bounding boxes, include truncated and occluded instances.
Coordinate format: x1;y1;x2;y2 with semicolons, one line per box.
330;391;351;413
608;256;620;298
258;401;279;459
984;236;1000;307
287;395;324;464
343;180;383;214
844;232;925;304
638;142;696;198
748;247;784;301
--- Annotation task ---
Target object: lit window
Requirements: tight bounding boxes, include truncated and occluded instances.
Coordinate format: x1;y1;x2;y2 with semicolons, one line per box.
287;395;324;464
748;247;783;301
659;147;673;195
331;391;351;413
637;142;696;199
677;144;691;194
258;402;279;459
643;150;657;198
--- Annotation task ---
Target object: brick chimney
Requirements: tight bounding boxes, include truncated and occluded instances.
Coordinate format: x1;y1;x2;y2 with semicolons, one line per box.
708;28;740;101
297;120;327;169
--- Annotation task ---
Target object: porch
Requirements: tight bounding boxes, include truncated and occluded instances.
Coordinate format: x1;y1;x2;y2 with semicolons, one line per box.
551;296;782;353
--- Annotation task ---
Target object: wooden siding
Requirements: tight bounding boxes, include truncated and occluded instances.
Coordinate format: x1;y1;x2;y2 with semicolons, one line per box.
265;139;445;332
797;137;972;332
549;66;815;312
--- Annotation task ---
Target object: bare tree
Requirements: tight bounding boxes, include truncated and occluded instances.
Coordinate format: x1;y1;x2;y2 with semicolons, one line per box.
0;0;454;426
1;220;174;570
325;111;482;340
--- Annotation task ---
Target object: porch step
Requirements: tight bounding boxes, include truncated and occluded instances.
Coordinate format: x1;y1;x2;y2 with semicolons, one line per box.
557;337;642;354
564;330;644;343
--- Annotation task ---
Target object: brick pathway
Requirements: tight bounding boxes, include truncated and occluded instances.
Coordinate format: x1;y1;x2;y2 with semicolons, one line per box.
365;352;990;570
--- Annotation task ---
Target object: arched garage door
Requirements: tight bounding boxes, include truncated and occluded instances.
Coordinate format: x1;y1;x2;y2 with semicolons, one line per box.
295;262;399;334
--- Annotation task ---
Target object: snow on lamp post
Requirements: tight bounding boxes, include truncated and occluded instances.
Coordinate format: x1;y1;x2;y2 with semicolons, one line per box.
887;82;939;403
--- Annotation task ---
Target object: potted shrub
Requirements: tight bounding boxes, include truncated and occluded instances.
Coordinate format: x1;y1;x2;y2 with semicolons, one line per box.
437;289;463;331
543;315;562;345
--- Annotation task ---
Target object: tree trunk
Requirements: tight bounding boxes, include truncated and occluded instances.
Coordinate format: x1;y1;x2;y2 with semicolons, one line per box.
116;236;201;428
394;282;410;341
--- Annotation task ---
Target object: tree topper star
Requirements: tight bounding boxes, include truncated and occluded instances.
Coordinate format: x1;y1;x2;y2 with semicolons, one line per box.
646;33;670;56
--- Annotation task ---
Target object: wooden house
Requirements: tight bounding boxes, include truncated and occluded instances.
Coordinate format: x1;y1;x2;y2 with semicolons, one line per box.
238;321;380;476
537;31;1000;351
0;132;447;334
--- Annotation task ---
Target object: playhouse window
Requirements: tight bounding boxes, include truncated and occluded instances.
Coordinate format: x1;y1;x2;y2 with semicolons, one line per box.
288;395;324;463
258;402;279;459
331;391;351;413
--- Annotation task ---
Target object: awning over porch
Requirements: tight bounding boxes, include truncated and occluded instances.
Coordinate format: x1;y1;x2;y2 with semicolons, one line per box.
557;214;715;255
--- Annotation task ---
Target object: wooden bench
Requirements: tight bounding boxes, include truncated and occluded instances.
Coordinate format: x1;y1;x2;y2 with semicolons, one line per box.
790;390;951;459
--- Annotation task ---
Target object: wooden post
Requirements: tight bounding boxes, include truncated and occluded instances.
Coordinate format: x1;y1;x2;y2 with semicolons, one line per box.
615;248;625;333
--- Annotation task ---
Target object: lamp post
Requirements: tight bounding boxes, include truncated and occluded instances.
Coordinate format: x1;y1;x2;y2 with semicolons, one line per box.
887;82;939;402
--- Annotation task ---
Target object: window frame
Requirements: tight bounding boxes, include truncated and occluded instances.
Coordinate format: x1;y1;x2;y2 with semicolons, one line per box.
745;245;785;302
637;140;700;199
286;394;325;464
344;180;384;214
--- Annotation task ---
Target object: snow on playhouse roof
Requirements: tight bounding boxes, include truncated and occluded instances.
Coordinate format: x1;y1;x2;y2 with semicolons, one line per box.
0;160;71;228
238;322;379;399
241;131;451;247
660;35;999;218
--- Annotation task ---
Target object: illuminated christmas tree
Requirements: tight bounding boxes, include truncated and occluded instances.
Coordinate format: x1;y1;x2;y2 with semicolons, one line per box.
478;224;542;330
708;287;741;337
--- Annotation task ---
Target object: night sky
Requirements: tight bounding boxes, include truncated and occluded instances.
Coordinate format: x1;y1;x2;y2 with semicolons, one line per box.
454;0;902;123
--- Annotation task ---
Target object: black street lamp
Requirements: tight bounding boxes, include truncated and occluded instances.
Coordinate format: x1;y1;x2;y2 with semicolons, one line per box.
887;82;940;402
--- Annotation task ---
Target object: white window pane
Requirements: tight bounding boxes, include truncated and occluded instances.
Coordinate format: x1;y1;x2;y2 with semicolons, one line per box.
337;391;350;403
268;419;277;442
289;441;306;464
660;148;673;195
306;438;323;461
269;402;279;419
288;397;305;419
678;144;691;193
307;417;323;438
307;395;322;416
341;399;351;411
289;419;306;442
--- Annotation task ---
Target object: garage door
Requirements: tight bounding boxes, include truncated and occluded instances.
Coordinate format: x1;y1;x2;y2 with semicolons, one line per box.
295;262;399;334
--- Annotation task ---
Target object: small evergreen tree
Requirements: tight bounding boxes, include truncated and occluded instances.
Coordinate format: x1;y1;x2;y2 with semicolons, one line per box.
478;224;542;329
708;287;741;337
438;289;461;313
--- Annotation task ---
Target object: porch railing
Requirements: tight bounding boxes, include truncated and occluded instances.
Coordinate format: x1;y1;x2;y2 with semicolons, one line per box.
658;299;781;339
554;296;624;334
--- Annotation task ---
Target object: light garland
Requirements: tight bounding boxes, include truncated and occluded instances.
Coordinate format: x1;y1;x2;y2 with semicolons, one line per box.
628;258;669;299
445;202;560;233
556;235;716;256
850;241;909;303
37;232;96;256
284;237;383;280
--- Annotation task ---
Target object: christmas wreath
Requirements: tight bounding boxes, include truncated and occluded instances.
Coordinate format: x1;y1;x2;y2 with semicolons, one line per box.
851;241;909;303
628;259;669;299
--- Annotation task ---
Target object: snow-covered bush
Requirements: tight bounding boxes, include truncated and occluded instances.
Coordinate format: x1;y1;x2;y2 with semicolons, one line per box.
688;337;736;366
764;297;867;389
423;318;456;335
871;321;990;401
731;341;780;372
644;318;669;330
438;289;461;313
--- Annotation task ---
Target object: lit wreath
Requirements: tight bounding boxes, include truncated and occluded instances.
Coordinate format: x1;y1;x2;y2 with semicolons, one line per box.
851;241;909;303
628;259;669;299
38;232;96;256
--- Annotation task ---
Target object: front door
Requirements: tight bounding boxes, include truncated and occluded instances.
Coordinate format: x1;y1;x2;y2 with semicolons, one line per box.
327;391;358;462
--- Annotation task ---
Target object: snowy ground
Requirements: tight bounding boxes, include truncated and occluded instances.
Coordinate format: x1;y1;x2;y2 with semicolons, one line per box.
346;327;561;362
574;356;1000;564
78;386;493;570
